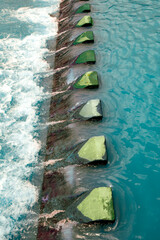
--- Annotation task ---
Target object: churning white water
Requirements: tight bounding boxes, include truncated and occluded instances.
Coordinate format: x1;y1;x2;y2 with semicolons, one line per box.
0;0;58;238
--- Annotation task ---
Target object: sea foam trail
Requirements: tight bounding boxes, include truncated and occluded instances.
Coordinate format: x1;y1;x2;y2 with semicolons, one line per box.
0;1;58;239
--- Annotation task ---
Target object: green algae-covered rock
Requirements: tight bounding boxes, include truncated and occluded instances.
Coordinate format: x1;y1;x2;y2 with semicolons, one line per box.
76;16;93;27
77;187;115;222
73;31;94;45
79;99;102;120
76;4;91;14
73;71;98;89
75;50;96;64
72;99;102;120
78;136;107;163
66;187;115;223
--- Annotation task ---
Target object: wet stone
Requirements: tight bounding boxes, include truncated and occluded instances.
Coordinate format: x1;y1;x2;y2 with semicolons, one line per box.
78;99;102;120
67;187;115;223
76;16;93;27
39;188;115;227
73;71;99;89
73;31;94;45
77;135;107;163
75;50;96;64
76;3;91;14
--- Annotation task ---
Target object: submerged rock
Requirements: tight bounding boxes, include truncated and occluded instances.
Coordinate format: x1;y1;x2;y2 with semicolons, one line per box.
73;71;99;89
78;135;107;163
73;31;94;45
67;187;115;223
75;50;96;64
78;99;102;120
76;16;93;27
76;3;91;14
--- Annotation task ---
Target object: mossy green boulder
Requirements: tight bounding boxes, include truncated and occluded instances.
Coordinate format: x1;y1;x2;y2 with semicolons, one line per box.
77;187;115;222
73;31;94;45
67;187;115;223
73;71;99;89
75;50;96;64
78;136;107;163
76;4;91;14
78;99;102;120
76;16;93;27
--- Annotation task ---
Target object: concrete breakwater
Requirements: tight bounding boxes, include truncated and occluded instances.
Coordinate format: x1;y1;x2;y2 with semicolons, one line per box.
37;1;116;239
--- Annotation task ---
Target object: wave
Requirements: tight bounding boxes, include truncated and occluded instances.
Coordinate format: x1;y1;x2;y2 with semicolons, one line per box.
0;1;59;239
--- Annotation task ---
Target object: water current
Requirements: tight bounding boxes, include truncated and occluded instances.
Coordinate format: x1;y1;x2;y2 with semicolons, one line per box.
0;0;58;239
0;0;160;240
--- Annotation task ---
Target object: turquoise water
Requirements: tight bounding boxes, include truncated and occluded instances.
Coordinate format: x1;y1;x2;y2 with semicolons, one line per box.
0;0;160;239
64;0;160;239
0;0;59;239
93;1;160;239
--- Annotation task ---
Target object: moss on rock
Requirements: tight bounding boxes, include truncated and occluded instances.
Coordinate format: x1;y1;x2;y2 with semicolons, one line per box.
73;71;98;89
76;3;91;14
66;187;115;223
77;187;115;222
78;136;107;162
78;99;102;119
76;16;93;27
73;31;94;45
75;50;96;64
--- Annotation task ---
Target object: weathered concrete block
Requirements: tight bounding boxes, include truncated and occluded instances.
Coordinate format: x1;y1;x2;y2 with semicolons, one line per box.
78;135;107;163
73;31;94;45
73;71;99;89
76;16;93;27
76;4;91;14
67;187;115;223
75;50;96;64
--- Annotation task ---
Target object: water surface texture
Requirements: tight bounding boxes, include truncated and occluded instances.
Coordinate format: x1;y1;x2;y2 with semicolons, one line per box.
55;0;160;239
0;0;58;239
0;0;160;239
71;0;160;239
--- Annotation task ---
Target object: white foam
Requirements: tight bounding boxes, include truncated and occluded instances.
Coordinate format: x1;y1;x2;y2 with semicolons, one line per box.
0;0;59;238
